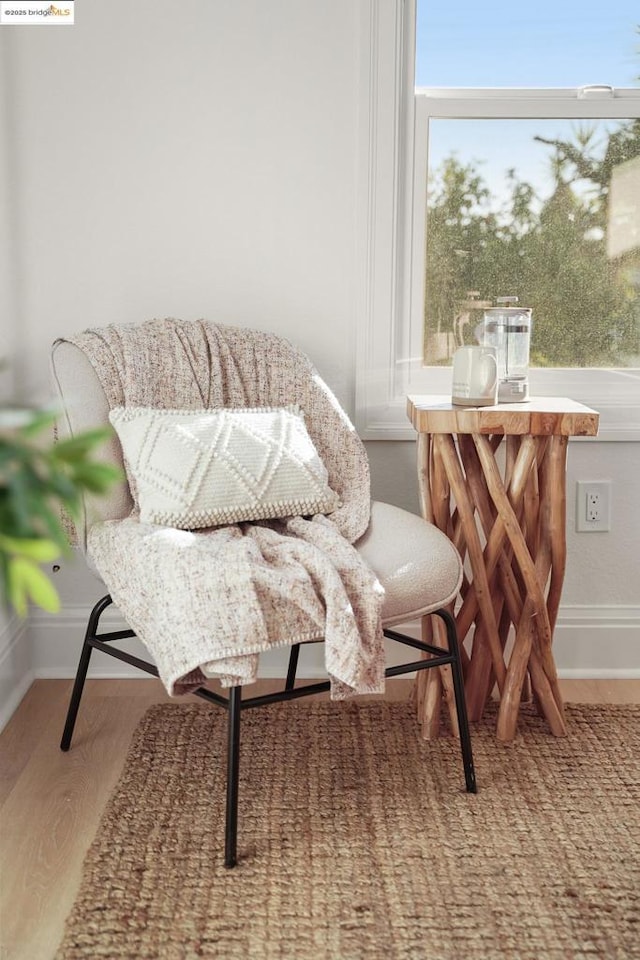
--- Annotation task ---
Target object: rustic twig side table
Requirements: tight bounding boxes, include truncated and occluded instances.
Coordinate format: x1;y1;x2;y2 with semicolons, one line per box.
407;396;599;741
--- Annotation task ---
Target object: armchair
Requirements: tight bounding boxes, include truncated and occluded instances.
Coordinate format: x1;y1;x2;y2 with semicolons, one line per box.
51;320;476;868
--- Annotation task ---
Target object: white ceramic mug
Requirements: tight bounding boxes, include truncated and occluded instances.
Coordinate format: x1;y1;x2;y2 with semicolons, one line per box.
451;346;498;406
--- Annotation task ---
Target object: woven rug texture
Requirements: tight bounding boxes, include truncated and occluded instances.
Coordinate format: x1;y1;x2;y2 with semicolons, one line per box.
56;701;640;960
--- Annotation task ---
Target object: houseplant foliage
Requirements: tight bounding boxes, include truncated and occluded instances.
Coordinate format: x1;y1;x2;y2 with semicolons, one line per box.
0;409;120;616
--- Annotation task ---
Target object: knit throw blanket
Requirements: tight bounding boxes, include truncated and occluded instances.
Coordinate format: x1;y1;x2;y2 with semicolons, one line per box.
65;319;385;698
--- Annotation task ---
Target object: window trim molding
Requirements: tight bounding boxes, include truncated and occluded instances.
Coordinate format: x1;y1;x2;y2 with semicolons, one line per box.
355;2;640;441
355;0;416;440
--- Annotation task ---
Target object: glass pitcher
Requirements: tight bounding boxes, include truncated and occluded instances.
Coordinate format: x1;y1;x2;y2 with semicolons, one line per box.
477;297;532;402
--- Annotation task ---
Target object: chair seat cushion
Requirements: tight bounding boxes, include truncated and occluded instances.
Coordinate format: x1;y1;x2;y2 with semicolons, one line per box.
356;502;462;626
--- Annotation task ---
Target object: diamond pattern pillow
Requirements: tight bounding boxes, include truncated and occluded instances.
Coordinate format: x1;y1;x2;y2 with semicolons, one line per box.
109;405;341;529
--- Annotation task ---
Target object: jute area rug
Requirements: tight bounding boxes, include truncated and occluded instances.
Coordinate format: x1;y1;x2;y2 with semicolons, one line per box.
56;701;640;960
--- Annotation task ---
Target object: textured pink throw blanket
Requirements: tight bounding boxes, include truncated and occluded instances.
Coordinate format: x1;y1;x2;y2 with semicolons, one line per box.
63;320;385;698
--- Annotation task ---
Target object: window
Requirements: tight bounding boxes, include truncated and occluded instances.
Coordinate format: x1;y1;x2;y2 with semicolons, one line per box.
422;111;640;371
355;0;640;440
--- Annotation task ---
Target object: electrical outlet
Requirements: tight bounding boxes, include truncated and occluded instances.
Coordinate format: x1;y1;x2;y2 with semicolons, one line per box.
586;490;601;522
576;481;612;532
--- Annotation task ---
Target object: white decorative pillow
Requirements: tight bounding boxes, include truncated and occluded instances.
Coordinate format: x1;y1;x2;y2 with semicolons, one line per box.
109;405;340;529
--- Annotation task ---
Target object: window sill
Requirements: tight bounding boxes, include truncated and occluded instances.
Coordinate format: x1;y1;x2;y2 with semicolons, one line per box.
356;372;640;442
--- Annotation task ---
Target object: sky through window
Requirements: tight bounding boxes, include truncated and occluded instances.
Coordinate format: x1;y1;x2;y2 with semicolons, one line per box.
416;1;639;88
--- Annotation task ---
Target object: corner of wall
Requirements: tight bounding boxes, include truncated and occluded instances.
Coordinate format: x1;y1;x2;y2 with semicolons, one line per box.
0;612;33;732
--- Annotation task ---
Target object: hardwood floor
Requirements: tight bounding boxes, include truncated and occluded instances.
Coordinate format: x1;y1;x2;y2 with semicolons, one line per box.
1;677;639;960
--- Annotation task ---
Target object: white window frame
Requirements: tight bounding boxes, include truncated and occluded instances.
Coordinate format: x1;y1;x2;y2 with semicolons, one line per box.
355;0;640;441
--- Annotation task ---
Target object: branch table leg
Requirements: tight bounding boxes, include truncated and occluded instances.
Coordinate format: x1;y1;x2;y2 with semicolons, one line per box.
407;395;598;740
434;435;507;711
415;434;433;725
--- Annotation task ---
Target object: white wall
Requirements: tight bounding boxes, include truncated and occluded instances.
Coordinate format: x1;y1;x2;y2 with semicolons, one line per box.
2;0;364;705
1;32;18;399
367;440;640;607
368;438;640;675
1;1;638;711
1;33;31;725
6;0;359;409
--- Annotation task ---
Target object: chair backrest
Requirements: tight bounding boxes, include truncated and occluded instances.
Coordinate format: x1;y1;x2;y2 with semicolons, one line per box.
50;340;133;551
51;320;371;552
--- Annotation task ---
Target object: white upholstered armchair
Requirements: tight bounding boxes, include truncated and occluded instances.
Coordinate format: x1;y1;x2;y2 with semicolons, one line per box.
51;319;476;868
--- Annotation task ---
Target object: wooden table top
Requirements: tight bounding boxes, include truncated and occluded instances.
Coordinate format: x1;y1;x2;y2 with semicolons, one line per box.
407;395;599;437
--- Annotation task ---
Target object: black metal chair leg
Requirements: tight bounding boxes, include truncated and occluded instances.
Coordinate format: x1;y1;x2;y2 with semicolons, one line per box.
285;644;300;691
434;608;477;794
225;685;242;868
60;594;114;752
60;595;474;865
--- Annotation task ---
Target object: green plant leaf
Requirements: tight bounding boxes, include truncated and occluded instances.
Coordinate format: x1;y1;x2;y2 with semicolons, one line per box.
0;534;61;562
29;500;72;551
1;413;120;615
53;428;113;461
8;556;60;615
40;466;79;503
6;563;28;616
5;475;35;534
69;462;123;493
17;409;57;438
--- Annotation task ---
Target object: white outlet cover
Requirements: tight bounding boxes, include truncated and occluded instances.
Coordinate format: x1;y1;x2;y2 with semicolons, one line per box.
576;480;612;532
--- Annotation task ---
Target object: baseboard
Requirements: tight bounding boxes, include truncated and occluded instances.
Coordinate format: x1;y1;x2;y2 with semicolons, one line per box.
390;607;640;678
0;613;33;732
553;605;640;677
556;669;640;679
26;601;640;681
0;600;634;732
28;604;331;681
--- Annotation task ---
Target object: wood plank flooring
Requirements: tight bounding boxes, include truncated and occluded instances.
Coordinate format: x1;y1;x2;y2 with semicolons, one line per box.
1;677;639;960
